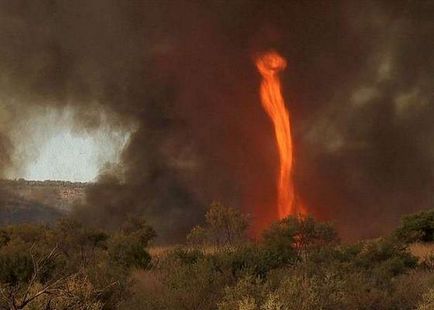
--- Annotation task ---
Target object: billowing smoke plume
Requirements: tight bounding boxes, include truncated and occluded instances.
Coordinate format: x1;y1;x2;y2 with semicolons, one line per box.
0;0;432;240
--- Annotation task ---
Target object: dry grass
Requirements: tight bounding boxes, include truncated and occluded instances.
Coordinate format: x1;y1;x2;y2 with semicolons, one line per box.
149;243;434;262
130;269;164;293
409;243;434;260
148;245;224;259
148;245;176;258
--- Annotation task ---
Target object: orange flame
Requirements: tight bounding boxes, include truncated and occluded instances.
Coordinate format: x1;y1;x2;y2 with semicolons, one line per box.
256;51;306;220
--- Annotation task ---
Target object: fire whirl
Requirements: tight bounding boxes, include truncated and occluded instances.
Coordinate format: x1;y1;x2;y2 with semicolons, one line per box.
255;50;306;220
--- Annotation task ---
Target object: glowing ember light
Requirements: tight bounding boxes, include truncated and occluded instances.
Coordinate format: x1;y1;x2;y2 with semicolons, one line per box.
255;50;306;219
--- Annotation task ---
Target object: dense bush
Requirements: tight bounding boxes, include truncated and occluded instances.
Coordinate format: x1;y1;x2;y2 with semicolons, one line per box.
0;239;33;285
1;209;434;309
0;216;154;309
215;245;277;278
123;212;434;310
260;215;338;268
353;238;417;278
108;234;151;269
395;209;434;243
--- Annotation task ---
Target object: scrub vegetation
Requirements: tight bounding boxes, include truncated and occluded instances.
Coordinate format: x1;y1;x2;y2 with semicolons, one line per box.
1;203;434;309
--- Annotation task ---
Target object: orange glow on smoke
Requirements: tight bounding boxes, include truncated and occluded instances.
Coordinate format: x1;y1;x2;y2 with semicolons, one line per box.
256;51;306;220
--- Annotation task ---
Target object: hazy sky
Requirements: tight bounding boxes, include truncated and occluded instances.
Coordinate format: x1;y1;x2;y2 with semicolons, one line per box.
24;131;111;182
4;106;130;182
0;1;432;239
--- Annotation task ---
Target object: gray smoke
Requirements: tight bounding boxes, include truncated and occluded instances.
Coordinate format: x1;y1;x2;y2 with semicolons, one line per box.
0;0;432;240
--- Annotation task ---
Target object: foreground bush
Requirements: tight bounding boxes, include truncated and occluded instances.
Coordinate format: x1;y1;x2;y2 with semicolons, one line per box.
0;216;154;309
2;209;434;309
124;213;434;310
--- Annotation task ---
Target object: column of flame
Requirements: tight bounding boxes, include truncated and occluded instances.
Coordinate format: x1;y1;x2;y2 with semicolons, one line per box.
255;50;305;219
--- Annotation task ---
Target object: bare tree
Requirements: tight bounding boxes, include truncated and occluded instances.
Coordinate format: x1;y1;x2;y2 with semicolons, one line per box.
0;244;67;310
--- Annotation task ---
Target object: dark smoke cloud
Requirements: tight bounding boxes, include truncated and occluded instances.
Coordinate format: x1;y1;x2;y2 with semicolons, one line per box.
0;0;432;240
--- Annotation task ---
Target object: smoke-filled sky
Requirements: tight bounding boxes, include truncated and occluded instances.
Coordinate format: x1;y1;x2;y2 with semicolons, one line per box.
5;107;130;182
0;0;432;240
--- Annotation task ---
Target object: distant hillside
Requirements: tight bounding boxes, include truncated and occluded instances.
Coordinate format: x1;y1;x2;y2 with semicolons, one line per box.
0;179;88;225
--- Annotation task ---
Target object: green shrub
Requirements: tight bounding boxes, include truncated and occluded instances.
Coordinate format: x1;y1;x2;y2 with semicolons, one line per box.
121;216;156;247
217;275;270;310
274;270;347;310
395;209;434;243
108;234;151;270
187;225;207;247
262;216;338;265
187;202;249;247
353;238;417;278
133;255;232;310
0;240;33;285
214;246;267;278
